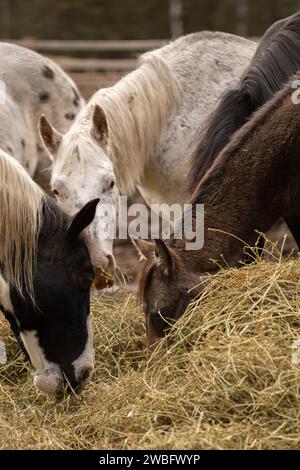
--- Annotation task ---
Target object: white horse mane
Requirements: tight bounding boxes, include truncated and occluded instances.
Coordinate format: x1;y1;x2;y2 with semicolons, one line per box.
0;150;44;297
59;53;179;194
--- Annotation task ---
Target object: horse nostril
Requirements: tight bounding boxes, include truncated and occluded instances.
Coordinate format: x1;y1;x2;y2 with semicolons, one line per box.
78;366;93;384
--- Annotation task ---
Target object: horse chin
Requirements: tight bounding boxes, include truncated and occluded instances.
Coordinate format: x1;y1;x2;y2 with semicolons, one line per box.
33;367;64;395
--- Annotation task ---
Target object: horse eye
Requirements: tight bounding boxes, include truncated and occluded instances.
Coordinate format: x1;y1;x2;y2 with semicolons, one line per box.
53;189;59;197
103;180;115;193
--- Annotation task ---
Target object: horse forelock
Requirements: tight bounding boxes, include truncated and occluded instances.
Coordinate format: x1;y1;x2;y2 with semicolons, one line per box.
55;123;99;175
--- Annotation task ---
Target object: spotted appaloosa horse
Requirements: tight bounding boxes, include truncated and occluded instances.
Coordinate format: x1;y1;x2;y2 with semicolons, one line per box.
39;32;256;276
139;71;300;351
0;42;83;186
0;148;98;394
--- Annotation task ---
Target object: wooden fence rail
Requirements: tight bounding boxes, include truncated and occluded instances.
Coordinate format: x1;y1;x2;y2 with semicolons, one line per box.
4;38;168;53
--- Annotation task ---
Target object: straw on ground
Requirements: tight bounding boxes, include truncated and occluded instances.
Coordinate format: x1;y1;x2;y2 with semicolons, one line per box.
1;255;300;449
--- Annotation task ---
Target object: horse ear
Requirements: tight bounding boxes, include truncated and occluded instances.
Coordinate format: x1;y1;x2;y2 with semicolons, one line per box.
154;239;173;276
91;105;108;144
67;198;100;239
39;115;62;160
131;238;154;261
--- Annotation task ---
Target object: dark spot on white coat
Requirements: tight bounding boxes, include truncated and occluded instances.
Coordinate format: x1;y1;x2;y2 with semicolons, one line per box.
39;92;50;103
65;112;75;121
43;66;55;80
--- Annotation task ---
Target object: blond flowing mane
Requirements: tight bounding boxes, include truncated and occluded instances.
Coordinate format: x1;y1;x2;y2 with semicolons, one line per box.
97;54;179;193
0;150;44;297
60;53;179;195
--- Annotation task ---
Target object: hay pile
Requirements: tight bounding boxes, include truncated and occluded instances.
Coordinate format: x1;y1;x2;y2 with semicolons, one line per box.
1;255;300;449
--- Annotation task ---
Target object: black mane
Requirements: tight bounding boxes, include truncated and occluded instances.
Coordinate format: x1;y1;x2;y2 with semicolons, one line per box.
190;11;300;201
192;71;297;206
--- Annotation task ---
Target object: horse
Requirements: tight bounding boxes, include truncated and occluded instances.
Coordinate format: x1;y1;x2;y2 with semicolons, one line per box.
0;42;83;186
189;10;300;190
0;149;98;394
138;71;300;350
38;32;256;276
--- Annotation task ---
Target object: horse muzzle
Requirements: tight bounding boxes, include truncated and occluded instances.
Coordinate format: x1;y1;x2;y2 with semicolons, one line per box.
33;364;94;395
33;367;64;395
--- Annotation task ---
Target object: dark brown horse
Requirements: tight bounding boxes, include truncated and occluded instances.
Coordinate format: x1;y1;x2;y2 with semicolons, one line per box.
189;10;300;191
139;72;300;350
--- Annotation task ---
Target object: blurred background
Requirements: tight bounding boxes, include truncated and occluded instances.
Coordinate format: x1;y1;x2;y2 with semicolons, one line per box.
0;0;300;40
1;0;300;97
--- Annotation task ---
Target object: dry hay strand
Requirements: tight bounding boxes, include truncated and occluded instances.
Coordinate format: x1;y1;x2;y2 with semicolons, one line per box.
1;251;300;449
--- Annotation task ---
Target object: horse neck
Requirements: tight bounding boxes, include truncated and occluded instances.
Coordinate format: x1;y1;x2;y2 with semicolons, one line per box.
190;13;300;195
189;82;300;272
91;55;179;195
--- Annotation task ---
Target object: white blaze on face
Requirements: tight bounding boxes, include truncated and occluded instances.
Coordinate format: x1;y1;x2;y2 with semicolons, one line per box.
72;315;94;386
20;317;94;395
0;274;63;395
51;137;118;272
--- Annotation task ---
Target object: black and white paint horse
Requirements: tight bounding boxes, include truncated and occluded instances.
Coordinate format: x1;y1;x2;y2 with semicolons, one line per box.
0;149;98;395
